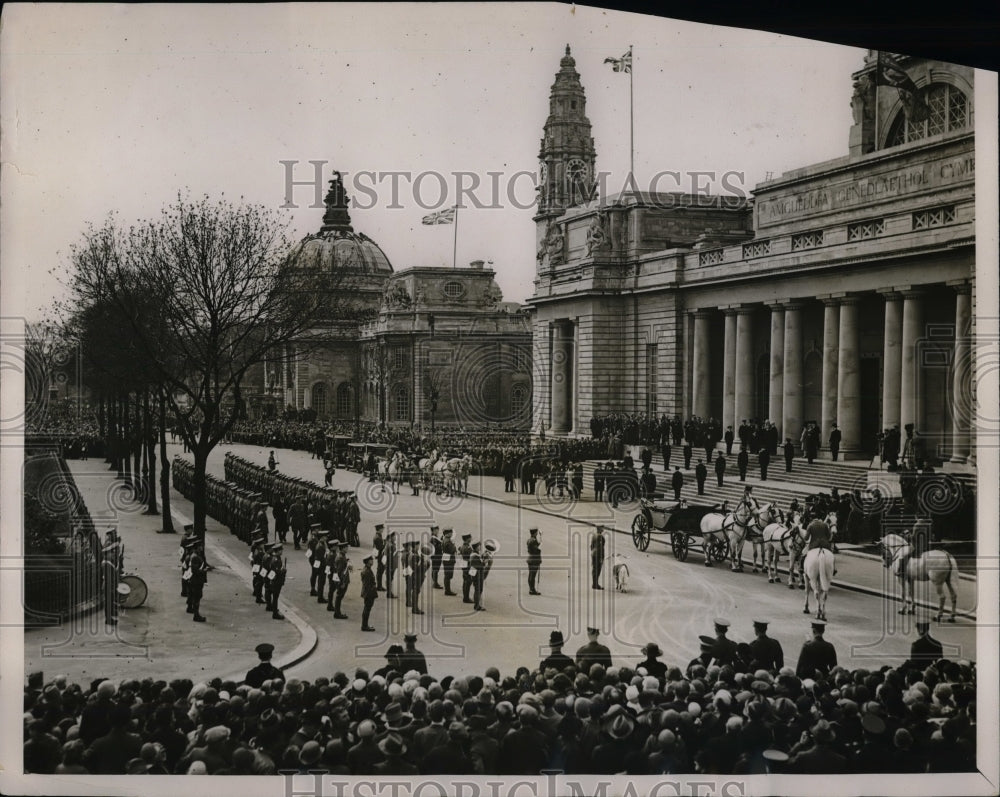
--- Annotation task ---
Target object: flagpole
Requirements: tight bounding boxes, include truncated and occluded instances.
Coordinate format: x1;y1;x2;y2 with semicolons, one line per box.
629;45;634;185
452;205;459;269
874;50;881;149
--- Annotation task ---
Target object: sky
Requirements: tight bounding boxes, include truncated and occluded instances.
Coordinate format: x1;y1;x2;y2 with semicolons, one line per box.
1;3;868;319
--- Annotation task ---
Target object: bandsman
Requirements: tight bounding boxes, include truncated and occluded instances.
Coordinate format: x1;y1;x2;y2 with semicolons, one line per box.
429;526;443;589
329;541;351;619
360;555;377;632
440;529;457;596
459;533;474;604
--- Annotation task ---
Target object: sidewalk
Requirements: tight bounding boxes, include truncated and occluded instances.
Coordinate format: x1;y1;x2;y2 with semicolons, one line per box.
23;459;312;685
461;471;980;621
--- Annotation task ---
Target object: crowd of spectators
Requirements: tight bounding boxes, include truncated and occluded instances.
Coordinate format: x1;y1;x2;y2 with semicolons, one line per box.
26;400;102;459
24;645;975;776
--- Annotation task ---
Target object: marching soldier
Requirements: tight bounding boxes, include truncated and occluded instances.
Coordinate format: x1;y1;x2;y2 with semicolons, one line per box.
429;526;443;589
288;495;307;550
187;538;208;623
385;531;398;599
373;524;387;590
411;544;429;615
265;543;287;620
590;525;606;590
526;527;542;595
459;533;474;604
329;541;351;619
360;555;377;632
250;534;267;605
440;528;458;595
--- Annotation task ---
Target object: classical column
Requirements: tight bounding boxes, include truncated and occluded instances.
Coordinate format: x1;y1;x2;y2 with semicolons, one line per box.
723;309;738;431
550;320;575;433
836;297;862;456
734;307;755;426
781;302;804;446
901;290;925;431
881;291;903;430
692;311;712;419
950;283;972;463
820;299;840;449
767;304;784;436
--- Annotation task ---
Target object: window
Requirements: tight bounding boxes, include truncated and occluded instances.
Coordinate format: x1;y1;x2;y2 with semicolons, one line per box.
443;281;465;299
512;346;530;371
913;206;957;230
887;83;969;147
646;344;658;415
336;382;352;418
847;219;885;241
394;385;410;422
511;384;528;417
393;346;407;369
311;383;327;416
791;230;824;251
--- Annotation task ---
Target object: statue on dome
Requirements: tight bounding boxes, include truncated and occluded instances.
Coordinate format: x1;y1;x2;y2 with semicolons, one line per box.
325;171;348;208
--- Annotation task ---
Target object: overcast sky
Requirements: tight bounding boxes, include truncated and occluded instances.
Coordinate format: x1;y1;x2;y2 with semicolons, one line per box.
1;3;869;318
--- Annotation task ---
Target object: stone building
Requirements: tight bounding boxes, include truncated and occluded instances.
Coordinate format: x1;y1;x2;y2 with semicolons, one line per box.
255;173;532;432
527;48;975;462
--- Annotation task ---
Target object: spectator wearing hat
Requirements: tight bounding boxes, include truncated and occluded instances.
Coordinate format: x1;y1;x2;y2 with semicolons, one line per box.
174;724;233;774
905;617;944;671
590;526;606;590
540;630;575;673
829;423;842;462
498;705;549;775
296;740;325;774
23;719;62;774
412;701;449;759
748;620;784;672
372;733;418;776
709;619;738;667
852;711;891;773
360;555;378;631
788;719;848;773
398;634;429;676
796;621;838;679
422;721;476;775
575;627;612;670
526;528;542;596
440;529;458;595
467;712;499;773
245;643;283;688
638;642;668;681
592;705;637;773
347;719;383;774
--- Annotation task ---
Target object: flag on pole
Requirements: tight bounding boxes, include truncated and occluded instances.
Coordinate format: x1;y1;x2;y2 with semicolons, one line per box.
874;51;928;122
604;51;632;73
421;207;456;225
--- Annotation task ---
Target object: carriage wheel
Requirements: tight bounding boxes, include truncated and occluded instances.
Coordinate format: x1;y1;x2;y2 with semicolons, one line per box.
631;515;651;551
709;537;728;563
119;575;148;609
671;532;690;561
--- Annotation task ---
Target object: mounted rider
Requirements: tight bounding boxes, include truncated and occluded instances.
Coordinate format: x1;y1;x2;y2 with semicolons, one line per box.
805;518;832;551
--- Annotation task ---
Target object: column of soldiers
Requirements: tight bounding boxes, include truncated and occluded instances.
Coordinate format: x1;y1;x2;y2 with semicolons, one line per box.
172;457;268;546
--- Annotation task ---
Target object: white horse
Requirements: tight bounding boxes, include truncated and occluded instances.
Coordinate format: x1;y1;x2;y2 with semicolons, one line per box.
802;547;835;620
762;510;808;586
432;455;451;495
378;451;407;494
699;499;756;570
727;501;780;573
446;454;473;497
878;532;959;622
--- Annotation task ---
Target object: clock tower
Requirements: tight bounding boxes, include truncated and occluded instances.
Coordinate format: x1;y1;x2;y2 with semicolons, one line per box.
536;45;597;220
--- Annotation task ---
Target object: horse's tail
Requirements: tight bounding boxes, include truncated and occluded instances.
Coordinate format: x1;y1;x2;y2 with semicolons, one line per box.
814;548;834;592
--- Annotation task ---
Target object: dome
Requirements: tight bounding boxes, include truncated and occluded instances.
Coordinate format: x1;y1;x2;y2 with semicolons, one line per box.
292;170;393;274
295;230;393;274
560;44;575;69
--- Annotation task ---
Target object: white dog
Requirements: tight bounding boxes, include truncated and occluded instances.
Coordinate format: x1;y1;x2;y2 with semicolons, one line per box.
609;554;630;593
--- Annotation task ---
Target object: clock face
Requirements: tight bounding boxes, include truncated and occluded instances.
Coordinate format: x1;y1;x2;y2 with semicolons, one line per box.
567;158;588;183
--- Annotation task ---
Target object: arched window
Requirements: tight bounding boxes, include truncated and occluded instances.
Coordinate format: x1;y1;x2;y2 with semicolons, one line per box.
511;384;529;417
887;83;969;147
311;383;327;416
336;382;352;418
394;385;410;422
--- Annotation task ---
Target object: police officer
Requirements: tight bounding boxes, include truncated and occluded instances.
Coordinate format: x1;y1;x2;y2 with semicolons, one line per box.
575;627;612;670
245;643;283;687
360;556;378;632
526;527;542;596
795;620;838;678
590;525;606;590
429;526;443;589
330;541;351;619
459;533;474;604
747;619;784;672
709;618;737;666
373;524;387;590
440;528;458;596
187;539;208;623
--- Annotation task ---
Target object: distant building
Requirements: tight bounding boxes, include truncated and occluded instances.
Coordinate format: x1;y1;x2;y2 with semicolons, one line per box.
252;173;532;431
528;47;975;463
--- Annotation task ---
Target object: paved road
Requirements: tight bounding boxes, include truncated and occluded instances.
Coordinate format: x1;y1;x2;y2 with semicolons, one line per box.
199;443;978;681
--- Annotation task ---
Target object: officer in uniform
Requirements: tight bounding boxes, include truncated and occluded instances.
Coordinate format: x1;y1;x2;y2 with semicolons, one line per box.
708;618;737;666
471;540;496;612
737;446;749;482
459;533;474;604
590;526;606;590
714;453;726;486
347;496;361;546
330;541;351;618
796;620;838;678
411;544;429;615
747;619;784;671
829;423;842;462
575;627;612;669
250;534;267;605
724;426;735;456
694;460;707;495
308;528;327;600
541;630;575;672
429;526;443;589
265;543;287;620
783;438;795;472
187;538;208;623
373;524;387;590
179;524;195;598
273;492;289;544
905;616;944;670
758;447;771;481
399;633;429;675
385;531;398;599
401;540;414;608
288;496;306;550
360;555;378;631
245;643;283;687
526;527;542;595
440;528;458;595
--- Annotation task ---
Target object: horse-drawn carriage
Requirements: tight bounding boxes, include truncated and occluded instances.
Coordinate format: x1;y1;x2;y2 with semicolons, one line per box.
631;499;730;564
